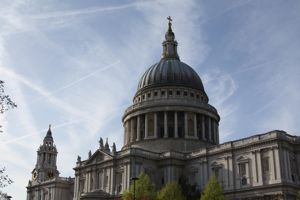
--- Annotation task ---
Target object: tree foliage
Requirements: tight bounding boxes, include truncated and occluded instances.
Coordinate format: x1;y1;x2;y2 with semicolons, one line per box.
156;181;185;200
179;176;200;200
297;190;300;200
0;80;15;199
0;80;17;133
0;80;17;114
200;176;225;200
0;167;13;200
122;172;155;200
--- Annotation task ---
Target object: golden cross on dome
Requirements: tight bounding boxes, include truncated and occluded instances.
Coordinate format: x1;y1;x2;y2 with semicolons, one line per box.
167;16;172;23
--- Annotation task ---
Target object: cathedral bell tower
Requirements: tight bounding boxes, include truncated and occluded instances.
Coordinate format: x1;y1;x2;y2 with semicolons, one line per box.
31;125;59;182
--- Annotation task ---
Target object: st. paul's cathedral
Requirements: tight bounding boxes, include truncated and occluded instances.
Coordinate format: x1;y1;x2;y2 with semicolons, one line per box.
26;19;300;200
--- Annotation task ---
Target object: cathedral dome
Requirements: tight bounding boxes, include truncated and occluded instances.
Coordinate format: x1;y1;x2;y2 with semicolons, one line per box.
137;59;205;93
123;17;220;153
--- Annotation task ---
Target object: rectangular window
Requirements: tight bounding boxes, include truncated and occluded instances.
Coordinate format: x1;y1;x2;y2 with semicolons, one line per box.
168;90;173;95
214;167;220;179
161;91;165;96
239;163;246;176
154;91;158;96
147;93;151;98
176;91;181;95
184;91;188;96
262;157;269;172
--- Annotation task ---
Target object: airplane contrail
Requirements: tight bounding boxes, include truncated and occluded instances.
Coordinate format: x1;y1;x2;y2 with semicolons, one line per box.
31;60;120;103
0;103;126;146
27;3;140;19
204;59;282;83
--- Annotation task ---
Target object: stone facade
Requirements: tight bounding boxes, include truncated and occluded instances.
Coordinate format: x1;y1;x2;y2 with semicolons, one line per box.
72;130;300;200
27;20;300;200
26;126;74;200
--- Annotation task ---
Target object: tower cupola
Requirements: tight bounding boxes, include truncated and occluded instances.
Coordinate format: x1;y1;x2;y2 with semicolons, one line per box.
32;125;59;182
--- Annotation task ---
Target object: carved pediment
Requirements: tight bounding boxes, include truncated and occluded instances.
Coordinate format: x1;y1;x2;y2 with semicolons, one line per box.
211;161;223;168
85;150;113;165
237;155;250;162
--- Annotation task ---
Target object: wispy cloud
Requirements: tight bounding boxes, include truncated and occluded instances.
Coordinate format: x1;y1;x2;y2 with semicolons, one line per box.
1;1;300;199
1;67;84;117
27;2;141;19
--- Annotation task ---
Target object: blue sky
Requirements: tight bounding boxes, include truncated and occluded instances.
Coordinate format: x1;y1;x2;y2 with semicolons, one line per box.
1;0;300;199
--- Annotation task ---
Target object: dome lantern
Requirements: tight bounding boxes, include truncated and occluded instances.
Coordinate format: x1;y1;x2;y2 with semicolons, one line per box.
162;16;179;60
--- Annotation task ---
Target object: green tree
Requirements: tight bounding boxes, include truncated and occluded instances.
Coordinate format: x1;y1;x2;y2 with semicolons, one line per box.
179;176;200;200
200;176;225;200
157;181;185;200
122;172;155;200
297;190;300;199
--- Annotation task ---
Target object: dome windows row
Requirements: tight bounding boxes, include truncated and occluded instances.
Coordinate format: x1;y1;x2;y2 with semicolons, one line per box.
134;88;208;104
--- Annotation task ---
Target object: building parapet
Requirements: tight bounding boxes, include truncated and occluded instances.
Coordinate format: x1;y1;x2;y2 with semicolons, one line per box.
189;130;299;157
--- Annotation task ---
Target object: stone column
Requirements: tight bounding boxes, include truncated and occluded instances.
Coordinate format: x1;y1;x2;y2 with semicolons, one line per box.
136;115;140;141
124;123;127;145
110;167;115;195
108;168;112;193
126;121;130;145
286;150;291;181
174;112;178;138
225;157;230;189
130;119;134;142
74;174;79;199
145;114;148;139
214;120;217;144
202;115;205;140
251;151;258;186
270;148;276;181
184;112;188;138
274;147;281;180
194;113;197;138
208;117;212;142
256;151;263;184
164;112;168;138
154;113;158;138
